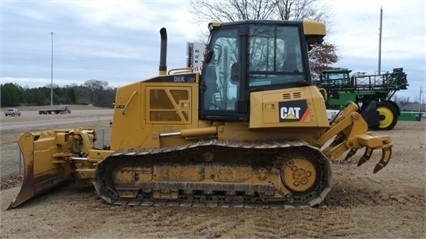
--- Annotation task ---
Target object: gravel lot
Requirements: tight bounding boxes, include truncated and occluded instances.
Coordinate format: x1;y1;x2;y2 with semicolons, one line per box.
0;117;425;238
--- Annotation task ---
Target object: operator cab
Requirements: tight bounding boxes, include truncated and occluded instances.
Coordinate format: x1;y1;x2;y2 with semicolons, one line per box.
200;20;325;121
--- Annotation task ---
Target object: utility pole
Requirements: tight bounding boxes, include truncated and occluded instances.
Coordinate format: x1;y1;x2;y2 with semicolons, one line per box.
50;32;54;109
378;7;383;75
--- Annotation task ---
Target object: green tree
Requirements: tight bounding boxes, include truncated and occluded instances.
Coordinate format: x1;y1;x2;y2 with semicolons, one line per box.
1;83;24;107
67;87;77;104
26;88;46;105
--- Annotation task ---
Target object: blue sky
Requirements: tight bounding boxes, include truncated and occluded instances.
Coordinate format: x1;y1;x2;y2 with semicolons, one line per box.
1;0;425;101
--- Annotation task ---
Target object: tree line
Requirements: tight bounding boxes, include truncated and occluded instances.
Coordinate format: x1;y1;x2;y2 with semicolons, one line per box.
1;80;115;108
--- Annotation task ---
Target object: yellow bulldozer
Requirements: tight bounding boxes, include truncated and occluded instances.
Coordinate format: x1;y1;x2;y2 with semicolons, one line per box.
9;20;392;209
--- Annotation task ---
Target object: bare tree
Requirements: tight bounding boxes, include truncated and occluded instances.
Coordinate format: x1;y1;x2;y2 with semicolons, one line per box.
275;0;327;21
189;0;338;78
190;0;278;22
84;79;108;106
309;42;339;79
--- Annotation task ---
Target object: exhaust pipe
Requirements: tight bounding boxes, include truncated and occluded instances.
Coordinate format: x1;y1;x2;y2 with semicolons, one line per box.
159;27;167;75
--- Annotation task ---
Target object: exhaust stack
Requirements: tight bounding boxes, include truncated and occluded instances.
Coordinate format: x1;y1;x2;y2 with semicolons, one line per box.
159;27;167;75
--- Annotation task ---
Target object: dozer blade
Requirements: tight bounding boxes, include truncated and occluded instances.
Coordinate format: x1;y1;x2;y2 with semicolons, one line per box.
7;132;74;209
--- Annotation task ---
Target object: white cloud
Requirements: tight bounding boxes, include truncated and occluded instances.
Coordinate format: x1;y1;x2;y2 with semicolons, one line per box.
328;0;426;62
53;1;198;40
60;39;153;60
1;0;425;100
59;0;153;29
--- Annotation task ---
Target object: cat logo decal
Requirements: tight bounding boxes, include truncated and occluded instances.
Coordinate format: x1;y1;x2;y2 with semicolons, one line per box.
278;100;310;122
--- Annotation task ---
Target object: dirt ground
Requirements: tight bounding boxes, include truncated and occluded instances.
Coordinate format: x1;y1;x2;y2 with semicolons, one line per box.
0;120;425;238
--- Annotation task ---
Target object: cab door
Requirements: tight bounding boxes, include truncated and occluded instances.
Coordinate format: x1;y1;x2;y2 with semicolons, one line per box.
200;26;247;121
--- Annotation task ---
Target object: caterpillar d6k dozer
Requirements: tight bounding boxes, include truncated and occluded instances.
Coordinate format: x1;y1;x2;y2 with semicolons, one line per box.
8;20;393;209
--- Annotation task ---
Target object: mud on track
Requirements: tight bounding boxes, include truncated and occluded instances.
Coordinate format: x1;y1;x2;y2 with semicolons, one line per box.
1;121;425;238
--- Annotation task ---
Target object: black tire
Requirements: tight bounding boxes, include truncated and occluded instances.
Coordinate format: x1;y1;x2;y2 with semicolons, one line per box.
375;101;398;130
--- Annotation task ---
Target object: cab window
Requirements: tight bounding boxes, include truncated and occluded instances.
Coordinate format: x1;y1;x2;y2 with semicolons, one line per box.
248;25;305;87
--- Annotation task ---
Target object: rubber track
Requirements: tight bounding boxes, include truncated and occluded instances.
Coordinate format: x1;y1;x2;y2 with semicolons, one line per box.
94;140;332;208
